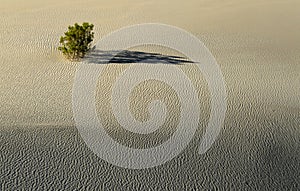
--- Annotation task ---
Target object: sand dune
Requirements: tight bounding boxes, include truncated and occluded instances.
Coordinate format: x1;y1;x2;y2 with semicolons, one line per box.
0;0;299;190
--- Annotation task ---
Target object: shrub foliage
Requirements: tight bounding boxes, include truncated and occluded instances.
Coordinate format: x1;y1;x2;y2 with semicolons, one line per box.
58;22;94;60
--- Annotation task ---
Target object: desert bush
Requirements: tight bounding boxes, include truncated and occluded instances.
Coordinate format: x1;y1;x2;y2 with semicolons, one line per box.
58;22;94;61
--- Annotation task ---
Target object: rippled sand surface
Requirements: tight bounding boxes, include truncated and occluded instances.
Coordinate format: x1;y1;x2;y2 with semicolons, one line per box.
0;0;299;190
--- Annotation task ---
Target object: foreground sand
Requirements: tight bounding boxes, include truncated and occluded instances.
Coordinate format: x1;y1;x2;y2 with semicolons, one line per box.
0;0;299;190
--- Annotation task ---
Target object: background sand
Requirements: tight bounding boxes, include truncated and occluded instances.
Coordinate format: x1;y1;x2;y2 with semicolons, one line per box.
0;0;299;190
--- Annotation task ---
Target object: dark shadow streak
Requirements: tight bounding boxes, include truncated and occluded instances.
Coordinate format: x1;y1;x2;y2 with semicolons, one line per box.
84;49;195;65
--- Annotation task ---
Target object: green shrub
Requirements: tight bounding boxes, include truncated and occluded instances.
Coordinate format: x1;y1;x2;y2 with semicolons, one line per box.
58;22;94;61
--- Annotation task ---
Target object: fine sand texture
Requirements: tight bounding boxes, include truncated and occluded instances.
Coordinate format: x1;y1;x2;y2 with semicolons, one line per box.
1;0;300;190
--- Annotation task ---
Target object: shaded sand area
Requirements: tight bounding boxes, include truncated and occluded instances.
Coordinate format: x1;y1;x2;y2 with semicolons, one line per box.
0;0;299;190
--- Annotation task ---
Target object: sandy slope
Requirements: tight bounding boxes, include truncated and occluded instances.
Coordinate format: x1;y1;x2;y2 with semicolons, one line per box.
0;0;299;190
